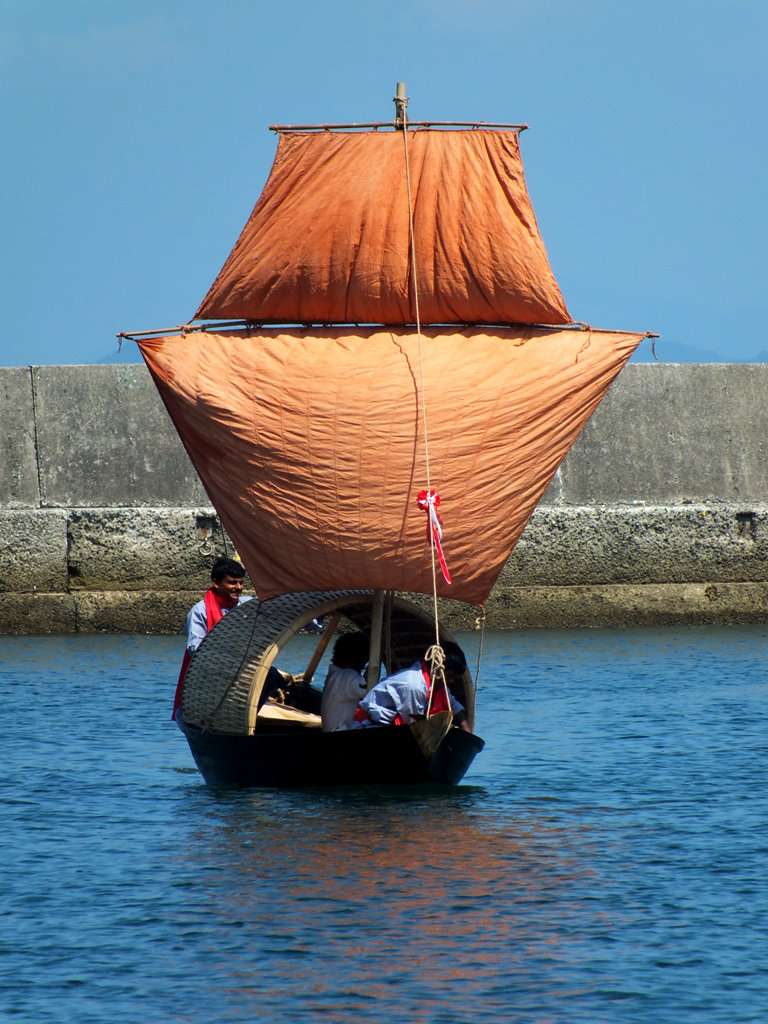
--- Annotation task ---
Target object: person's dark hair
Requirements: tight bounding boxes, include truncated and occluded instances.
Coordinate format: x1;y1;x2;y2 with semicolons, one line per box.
440;641;467;677
210;557;246;582
331;632;370;671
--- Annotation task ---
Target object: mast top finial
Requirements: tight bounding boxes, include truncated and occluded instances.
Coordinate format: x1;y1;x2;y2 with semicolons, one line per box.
394;82;407;130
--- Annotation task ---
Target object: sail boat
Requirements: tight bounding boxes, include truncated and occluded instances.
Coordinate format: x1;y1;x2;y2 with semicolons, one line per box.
123;85;650;787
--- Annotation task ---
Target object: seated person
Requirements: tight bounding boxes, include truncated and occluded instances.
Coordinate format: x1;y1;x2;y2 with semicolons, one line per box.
257;665;286;711
320;632;371;732
355;641;471;732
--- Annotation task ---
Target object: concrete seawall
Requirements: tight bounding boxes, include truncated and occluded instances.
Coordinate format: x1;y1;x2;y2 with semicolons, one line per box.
2;362;768;633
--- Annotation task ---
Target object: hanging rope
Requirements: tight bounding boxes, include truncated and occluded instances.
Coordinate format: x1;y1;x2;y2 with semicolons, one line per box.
400;101;443;656
473;606;487;698
399;91;483;724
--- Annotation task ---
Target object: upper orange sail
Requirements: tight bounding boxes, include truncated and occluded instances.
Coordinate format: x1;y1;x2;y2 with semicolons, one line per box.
139;326;644;606
195;129;570;326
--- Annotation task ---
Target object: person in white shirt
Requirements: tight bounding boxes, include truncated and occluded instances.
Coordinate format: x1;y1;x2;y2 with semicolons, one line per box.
320;632;370;732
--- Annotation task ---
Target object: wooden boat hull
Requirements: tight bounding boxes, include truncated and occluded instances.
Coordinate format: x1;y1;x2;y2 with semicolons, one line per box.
177;712;484;788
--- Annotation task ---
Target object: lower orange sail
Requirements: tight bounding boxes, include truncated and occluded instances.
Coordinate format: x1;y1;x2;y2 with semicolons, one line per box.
139;325;645;606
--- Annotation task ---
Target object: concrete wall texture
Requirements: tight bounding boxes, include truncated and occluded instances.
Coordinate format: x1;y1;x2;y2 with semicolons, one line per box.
2;363;767;633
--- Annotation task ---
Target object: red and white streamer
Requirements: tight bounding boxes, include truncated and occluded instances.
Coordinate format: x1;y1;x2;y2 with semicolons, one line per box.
417;489;452;584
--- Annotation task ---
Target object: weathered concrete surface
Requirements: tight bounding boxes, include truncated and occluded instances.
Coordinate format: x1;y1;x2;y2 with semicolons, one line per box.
66;508;233;591
1;590;205;635
482;581;768;629
8;501;767;602
3;362;768;633
74;590;202;634
0;367;39;507
504;505;768;585
554;363;768;504
420;581;768;631
0;510;68;591
11;361;768;509
10;581;768;635
32;364;208;507
1;594;77;634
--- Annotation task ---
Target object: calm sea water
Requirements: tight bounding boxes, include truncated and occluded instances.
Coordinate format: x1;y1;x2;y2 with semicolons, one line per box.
1;627;766;1023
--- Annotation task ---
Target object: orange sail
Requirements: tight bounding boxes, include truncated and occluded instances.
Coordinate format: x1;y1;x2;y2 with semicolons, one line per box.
134;115;649;607
139;326;644;606
195;129;570;326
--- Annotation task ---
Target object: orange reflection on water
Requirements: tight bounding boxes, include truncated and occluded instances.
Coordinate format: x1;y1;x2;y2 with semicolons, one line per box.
177;790;611;1018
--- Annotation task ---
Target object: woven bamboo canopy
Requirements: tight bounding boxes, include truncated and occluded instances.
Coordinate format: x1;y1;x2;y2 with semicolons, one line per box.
182;590;474;735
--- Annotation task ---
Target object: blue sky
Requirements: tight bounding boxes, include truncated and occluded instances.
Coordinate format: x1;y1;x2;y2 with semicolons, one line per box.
2;0;766;366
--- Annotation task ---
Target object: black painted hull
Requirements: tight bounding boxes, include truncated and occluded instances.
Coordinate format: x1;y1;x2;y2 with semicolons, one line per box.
177;713;484;788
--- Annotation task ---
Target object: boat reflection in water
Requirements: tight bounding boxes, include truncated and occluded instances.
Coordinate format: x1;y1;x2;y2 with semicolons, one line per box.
124;84;650;787
184;788;606;1015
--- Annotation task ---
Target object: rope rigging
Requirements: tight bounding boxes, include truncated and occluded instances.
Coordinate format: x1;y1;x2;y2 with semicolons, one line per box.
397;85;483;717
399;88;450;707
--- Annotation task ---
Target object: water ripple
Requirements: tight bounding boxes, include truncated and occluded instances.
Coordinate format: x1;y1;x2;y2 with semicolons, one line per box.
0;628;766;1022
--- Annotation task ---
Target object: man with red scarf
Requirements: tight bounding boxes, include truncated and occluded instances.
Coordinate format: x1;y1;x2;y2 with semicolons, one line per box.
184;557;252;657
172;557;253;717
